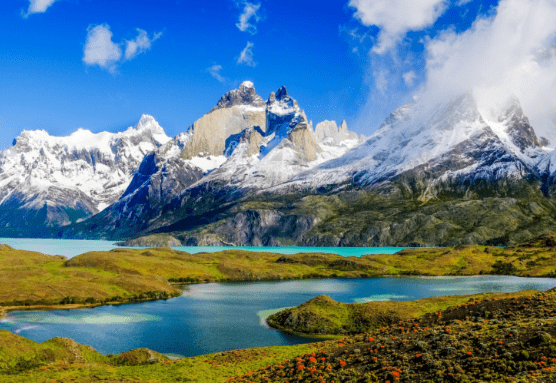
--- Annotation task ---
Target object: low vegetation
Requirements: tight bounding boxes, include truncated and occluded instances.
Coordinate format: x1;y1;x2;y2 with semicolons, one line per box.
166;190;556;247
0;330;320;383
117;234;182;247
2;289;556;382
2;233;556;381
266;291;539;336
233;290;556;383
0;245;180;311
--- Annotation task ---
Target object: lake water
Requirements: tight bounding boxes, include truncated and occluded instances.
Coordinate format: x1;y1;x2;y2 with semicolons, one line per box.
0;237;410;258
1;276;555;357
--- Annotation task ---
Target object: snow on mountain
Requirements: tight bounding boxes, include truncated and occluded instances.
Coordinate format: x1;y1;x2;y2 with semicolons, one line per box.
120;83;365;199
188;85;365;191
0;115;171;229
281;93;546;195
67;83;366;238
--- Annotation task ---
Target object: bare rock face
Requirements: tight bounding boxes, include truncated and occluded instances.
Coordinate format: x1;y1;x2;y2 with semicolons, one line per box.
263;86;320;161
208;209;316;246
180;107;267;159
181;82;267;160
287;114;320;161
497;96;541;151
242;127;266;157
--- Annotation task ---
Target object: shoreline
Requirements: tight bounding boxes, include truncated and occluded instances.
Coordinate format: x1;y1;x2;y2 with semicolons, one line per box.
0;295;181;320
3;272;551;319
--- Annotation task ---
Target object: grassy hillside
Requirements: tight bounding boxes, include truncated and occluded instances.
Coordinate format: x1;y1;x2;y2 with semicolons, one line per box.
65;238;556;284
235;289;556;383
267;291;540;336
3;232;556;313
0;246;180;309
0;329;320;383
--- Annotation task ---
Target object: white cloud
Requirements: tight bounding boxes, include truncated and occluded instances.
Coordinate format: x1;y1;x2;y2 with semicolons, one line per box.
125;29;163;60
402;71;416;86
83;24;162;73
207;65;227;83
349;0;447;54
24;0;57;17
82;24;122;73
236;1;261;35
237;41;256;67
420;0;556;143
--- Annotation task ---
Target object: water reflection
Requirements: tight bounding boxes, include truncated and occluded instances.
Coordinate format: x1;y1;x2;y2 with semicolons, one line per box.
1;276;555;357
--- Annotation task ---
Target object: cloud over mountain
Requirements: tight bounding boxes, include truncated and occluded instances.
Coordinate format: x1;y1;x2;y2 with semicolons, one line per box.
349;0;447;54
422;0;556;144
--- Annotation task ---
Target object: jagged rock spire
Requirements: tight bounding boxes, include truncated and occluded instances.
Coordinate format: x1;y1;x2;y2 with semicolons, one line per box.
211;81;265;112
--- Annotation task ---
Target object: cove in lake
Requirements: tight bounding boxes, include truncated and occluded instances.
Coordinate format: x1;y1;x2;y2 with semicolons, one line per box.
0;237;410;258
1;276;555;357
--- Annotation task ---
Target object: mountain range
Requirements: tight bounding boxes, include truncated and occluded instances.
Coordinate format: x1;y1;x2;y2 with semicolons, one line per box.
3;81;556;246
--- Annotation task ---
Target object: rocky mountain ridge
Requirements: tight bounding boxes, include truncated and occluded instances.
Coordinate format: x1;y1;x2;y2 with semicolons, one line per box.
5;82;556;246
0;115;170;234
118;90;556;247
57;82;365;239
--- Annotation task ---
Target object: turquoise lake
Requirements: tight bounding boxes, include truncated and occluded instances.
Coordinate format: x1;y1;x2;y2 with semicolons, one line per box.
0;237;410;258
1;276;555;357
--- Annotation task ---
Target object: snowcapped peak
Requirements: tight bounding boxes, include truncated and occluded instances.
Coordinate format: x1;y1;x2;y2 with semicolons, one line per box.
496;95;524;122
477;95;541;152
14;129;48;141
276;86;289;100
340;120;348;131
119;115;171;146
136;114;158;129
133;114;168;138
211;81;265;112
240;80;254;89
266;86;299;116
314;119;363;146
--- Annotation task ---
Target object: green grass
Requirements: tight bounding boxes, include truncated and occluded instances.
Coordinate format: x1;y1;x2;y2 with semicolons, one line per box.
3;232;556;314
267;290;529;336
0;330;323;383
3;232;556;381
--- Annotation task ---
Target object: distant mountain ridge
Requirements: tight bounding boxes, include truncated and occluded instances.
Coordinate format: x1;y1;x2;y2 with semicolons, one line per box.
0;115;170;235
4;81;556;246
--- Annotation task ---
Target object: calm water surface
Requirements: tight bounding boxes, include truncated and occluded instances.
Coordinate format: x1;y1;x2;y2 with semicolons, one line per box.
1;276;555;357
0;237;410;258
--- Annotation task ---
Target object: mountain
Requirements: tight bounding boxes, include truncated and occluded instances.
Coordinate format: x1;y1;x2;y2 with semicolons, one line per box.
111;91;556;247
282;93;544;196
7;82;556;246
63;82;365;240
0;115;170;236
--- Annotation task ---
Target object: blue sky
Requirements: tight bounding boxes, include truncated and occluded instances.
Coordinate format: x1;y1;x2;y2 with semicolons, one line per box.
3;0;556;149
